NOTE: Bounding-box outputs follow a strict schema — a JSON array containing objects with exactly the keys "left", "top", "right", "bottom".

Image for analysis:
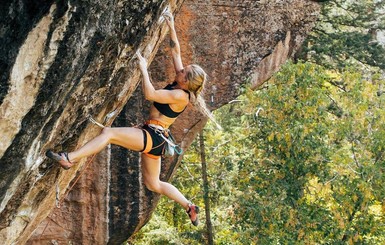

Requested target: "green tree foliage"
[
  {"left": 129, "top": 61, "right": 385, "bottom": 244},
  {"left": 298, "top": 0, "right": 385, "bottom": 71},
  {"left": 210, "top": 62, "right": 385, "bottom": 244},
  {"left": 231, "top": 62, "right": 385, "bottom": 244}
]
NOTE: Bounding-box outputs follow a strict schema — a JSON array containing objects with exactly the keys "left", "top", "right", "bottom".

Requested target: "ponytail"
[
  {"left": 193, "top": 94, "right": 222, "bottom": 130},
  {"left": 187, "top": 64, "right": 222, "bottom": 130}
]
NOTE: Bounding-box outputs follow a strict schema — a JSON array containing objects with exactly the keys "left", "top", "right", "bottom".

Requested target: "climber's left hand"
[
  {"left": 136, "top": 51, "right": 147, "bottom": 71},
  {"left": 163, "top": 11, "right": 175, "bottom": 30}
]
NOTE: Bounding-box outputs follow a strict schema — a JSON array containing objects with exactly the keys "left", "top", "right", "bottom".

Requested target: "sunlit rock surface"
[{"left": 0, "top": 0, "right": 320, "bottom": 244}]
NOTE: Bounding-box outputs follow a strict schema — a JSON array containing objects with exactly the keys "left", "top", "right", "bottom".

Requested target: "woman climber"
[{"left": 46, "top": 12, "right": 211, "bottom": 226}]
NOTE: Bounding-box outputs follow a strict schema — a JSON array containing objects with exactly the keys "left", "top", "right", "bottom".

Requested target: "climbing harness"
[{"left": 147, "top": 122, "right": 183, "bottom": 156}]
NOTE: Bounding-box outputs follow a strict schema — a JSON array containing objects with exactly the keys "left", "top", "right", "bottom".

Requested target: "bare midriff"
[{"left": 148, "top": 103, "right": 185, "bottom": 129}]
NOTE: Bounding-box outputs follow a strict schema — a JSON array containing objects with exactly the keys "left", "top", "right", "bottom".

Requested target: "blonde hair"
[
  {"left": 186, "top": 64, "right": 206, "bottom": 98},
  {"left": 187, "top": 64, "right": 222, "bottom": 130}
]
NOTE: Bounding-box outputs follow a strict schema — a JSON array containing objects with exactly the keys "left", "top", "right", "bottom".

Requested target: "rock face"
[{"left": 0, "top": 0, "right": 320, "bottom": 244}]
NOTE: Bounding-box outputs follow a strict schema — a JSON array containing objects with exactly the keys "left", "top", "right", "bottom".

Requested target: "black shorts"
[{"left": 141, "top": 124, "right": 166, "bottom": 159}]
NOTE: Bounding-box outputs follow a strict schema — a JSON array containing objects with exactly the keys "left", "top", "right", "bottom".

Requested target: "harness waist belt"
[
  {"left": 145, "top": 119, "right": 168, "bottom": 129},
  {"left": 148, "top": 124, "right": 164, "bottom": 131}
]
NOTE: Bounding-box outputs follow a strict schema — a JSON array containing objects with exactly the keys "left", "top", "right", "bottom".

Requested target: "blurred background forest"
[{"left": 129, "top": 0, "right": 385, "bottom": 244}]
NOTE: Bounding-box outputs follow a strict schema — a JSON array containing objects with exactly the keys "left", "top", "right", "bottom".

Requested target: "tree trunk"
[
  {"left": 173, "top": 201, "right": 179, "bottom": 228},
  {"left": 199, "top": 131, "right": 214, "bottom": 245}
]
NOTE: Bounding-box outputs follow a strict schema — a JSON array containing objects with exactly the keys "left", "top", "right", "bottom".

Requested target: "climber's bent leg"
[
  {"left": 141, "top": 153, "right": 190, "bottom": 208},
  {"left": 68, "top": 127, "right": 145, "bottom": 162},
  {"left": 141, "top": 153, "right": 200, "bottom": 225}
]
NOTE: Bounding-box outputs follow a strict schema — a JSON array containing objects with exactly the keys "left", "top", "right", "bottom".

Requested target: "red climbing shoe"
[
  {"left": 186, "top": 203, "right": 200, "bottom": 226},
  {"left": 46, "top": 150, "right": 73, "bottom": 170}
]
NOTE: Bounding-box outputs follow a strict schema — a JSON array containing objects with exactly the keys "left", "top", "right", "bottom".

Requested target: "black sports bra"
[{"left": 153, "top": 82, "right": 190, "bottom": 118}]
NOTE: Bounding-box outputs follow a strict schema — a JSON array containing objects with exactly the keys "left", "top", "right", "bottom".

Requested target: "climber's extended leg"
[
  {"left": 141, "top": 153, "right": 200, "bottom": 226},
  {"left": 72, "top": 126, "right": 145, "bottom": 160},
  {"left": 47, "top": 127, "right": 145, "bottom": 169}
]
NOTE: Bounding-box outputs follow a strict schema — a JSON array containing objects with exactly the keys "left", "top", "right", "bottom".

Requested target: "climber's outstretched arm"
[{"left": 164, "top": 12, "right": 183, "bottom": 73}]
